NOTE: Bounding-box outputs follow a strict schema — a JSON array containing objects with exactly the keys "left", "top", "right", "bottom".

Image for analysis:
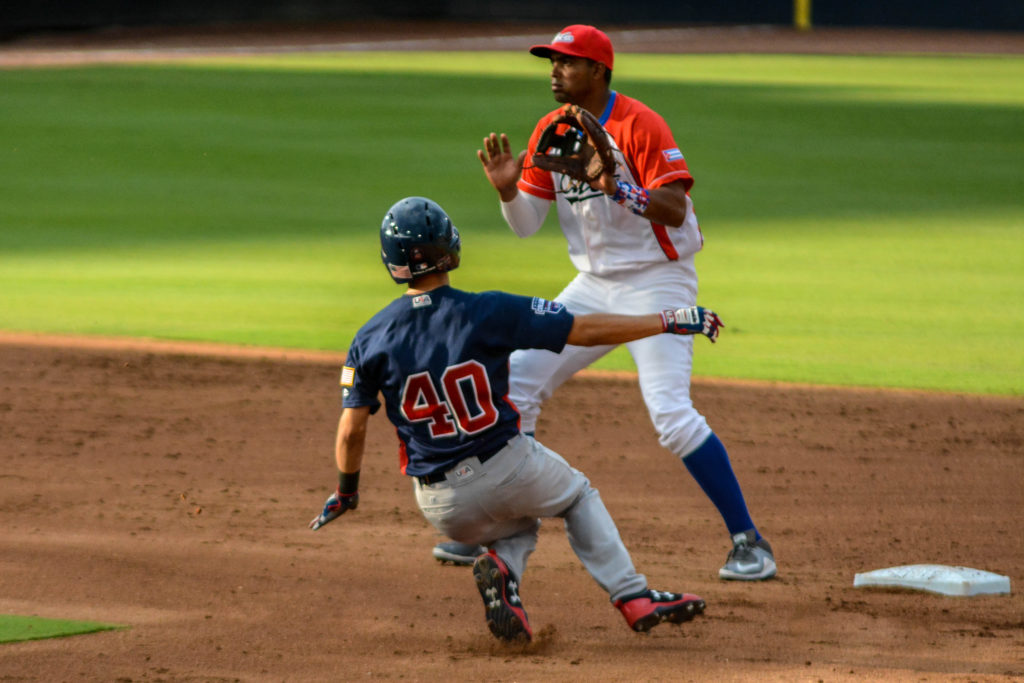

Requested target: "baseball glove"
[{"left": 531, "top": 104, "right": 616, "bottom": 185}]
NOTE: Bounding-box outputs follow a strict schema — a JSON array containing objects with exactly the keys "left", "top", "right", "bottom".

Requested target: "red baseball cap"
[{"left": 529, "top": 25, "right": 614, "bottom": 71}]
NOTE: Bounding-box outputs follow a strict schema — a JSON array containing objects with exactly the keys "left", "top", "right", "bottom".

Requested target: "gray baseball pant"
[{"left": 413, "top": 433, "right": 647, "bottom": 602}]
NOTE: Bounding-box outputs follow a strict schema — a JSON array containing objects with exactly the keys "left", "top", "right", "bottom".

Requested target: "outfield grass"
[
  {"left": 0, "top": 53, "right": 1021, "bottom": 394},
  {"left": 0, "top": 614, "right": 123, "bottom": 643}
]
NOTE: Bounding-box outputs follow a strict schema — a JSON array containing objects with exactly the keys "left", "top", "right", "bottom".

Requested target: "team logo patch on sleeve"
[
  {"left": 340, "top": 366, "right": 356, "bottom": 387},
  {"left": 662, "top": 148, "right": 685, "bottom": 162},
  {"left": 531, "top": 297, "right": 565, "bottom": 315}
]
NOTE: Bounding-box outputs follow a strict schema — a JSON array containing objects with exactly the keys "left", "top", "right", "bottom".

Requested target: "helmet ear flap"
[
  {"left": 380, "top": 197, "right": 461, "bottom": 284},
  {"left": 445, "top": 226, "right": 462, "bottom": 272}
]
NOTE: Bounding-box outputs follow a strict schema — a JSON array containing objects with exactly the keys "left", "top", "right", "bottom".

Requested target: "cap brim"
[{"left": 529, "top": 44, "right": 582, "bottom": 59}]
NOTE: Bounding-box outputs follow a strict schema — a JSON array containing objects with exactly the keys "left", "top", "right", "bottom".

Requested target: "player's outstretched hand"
[
  {"left": 661, "top": 306, "right": 724, "bottom": 343},
  {"left": 477, "top": 132, "right": 527, "bottom": 199},
  {"left": 309, "top": 488, "right": 359, "bottom": 530}
]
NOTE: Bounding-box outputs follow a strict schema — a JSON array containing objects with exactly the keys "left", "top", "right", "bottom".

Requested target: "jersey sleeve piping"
[
  {"left": 517, "top": 179, "right": 557, "bottom": 201},
  {"left": 648, "top": 169, "right": 694, "bottom": 191}
]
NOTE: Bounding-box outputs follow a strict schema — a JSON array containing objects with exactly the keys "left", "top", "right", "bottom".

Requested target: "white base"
[{"left": 853, "top": 564, "right": 1011, "bottom": 597}]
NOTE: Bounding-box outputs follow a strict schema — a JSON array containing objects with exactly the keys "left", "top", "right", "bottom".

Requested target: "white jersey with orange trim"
[{"left": 517, "top": 91, "right": 703, "bottom": 276}]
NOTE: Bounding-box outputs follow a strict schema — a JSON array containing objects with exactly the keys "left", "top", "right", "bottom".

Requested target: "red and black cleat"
[
  {"left": 472, "top": 550, "right": 532, "bottom": 642},
  {"left": 614, "top": 589, "right": 706, "bottom": 633}
]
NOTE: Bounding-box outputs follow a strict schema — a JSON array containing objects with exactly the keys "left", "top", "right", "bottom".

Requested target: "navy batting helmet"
[{"left": 380, "top": 197, "right": 461, "bottom": 284}]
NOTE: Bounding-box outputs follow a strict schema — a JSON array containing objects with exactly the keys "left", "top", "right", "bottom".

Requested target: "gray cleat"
[{"left": 719, "top": 530, "right": 777, "bottom": 581}]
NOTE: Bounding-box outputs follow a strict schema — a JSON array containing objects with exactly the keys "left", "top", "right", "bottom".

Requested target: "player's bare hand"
[
  {"left": 309, "top": 488, "right": 359, "bottom": 530},
  {"left": 477, "top": 133, "right": 526, "bottom": 201}
]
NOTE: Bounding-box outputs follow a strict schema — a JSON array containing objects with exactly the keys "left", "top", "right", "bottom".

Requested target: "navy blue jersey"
[{"left": 341, "top": 286, "right": 574, "bottom": 477}]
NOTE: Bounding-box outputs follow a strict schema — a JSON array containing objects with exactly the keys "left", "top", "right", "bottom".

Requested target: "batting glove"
[
  {"left": 661, "top": 306, "right": 724, "bottom": 343},
  {"left": 309, "top": 488, "right": 359, "bottom": 530}
]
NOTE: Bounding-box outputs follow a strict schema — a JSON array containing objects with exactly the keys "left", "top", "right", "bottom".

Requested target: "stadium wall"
[{"left": 2, "top": 0, "right": 1021, "bottom": 37}]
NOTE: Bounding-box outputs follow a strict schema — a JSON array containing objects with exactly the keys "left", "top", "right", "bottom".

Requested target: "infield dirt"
[
  {"left": 1, "top": 22, "right": 1022, "bottom": 682},
  {"left": 0, "top": 333, "right": 1021, "bottom": 681}
]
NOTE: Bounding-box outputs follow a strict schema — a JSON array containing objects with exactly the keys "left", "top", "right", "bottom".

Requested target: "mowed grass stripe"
[{"left": 0, "top": 54, "right": 1020, "bottom": 394}]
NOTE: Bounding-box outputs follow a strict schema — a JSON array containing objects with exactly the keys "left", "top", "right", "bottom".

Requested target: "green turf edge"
[{"left": 0, "top": 614, "right": 126, "bottom": 644}]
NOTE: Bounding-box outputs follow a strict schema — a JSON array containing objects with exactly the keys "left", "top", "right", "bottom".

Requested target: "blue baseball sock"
[{"left": 682, "top": 433, "right": 759, "bottom": 540}]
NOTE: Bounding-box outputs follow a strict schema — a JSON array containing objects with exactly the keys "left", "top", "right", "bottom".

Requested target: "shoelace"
[{"left": 728, "top": 540, "right": 753, "bottom": 560}]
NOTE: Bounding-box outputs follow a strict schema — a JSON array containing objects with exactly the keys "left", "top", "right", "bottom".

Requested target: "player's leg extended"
[
  {"left": 627, "top": 333, "right": 774, "bottom": 580},
  {"left": 619, "top": 255, "right": 774, "bottom": 580},
  {"left": 513, "top": 437, "right": 706, "bottom": 631},
  {"left": 496, "top": 436, "right": 647, "bottom": 599},
  {"left": 628, "top": 332, "right": 755, "bottom": 536},
  {"left": 419, "top": 434, "right": 643, "bottom": 602},
  {"left": 560, "top": 486, "right": 648, "bottom": 600}
]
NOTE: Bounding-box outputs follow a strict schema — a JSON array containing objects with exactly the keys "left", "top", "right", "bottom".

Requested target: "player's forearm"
[
  {"left": 603, "top": 179, "right": 689, "bottom": 228},
  {"left": 335, "top": 407, "right": 369, "bottom": 474},
  {"left": 310, "top": 409, "right": 366, "bottom": 530},
  {"left": 642, "top": 187, "right": 688, "bottom": 227},
  {"left": 500, "top": 191, "right": 548, "bottom": 238},
  {"left": 567, "top": 313, "right": 664, "bottom": 346},
  {"left": 568, "top": 306, "right": 723, "bottom": 345}
]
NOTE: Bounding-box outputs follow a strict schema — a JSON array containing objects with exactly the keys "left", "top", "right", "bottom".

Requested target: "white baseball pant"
[{"left": 510, "top": 257, "right": 713, "bottom": 458}]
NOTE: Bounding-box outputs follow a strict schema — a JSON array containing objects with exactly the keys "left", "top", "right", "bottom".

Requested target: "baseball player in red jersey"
[{"left": 435, "top": 25, "right": 776, "bottom": 581}]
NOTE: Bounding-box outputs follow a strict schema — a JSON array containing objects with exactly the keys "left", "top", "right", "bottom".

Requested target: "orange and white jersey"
[{"left": 518, "top": 92, "right": 703, "bottom": 276}]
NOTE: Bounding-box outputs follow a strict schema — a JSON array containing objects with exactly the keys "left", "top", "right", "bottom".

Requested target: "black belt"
[{"left": 417, "top": 449, "right": 499, "bottom": 485}]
